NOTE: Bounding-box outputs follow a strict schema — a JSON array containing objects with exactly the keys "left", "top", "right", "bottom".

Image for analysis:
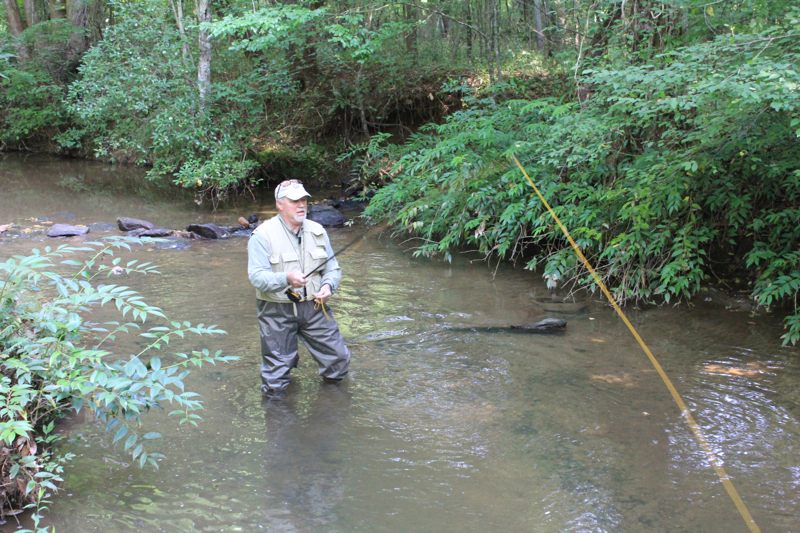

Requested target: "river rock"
[
  {"left": 510, "top": 317, "right": 567, "bottom": 331},
  {"left": 186, "top": 223, "right": 226, "bottom": 239},
  {"left": 140, "top": 228, "right": 174, "bottom": 238},
  {"left": 229, "top": 227, "right": 253, "bottom": 237},
  {"left": 47, "top": 224, "right": 90, "bottom": 237},
  {"left": 89, "top": 222, "right": 118, "bottom": 232},
  {"left": 308, "top": 205, "right": 346, "bottom": 227},
  {"left": 155, "top": 239, "right": 191, "bottom": 251},
  {"left": 117, "top": 217, "right": 155, "bottom": 231},
  {"left": 57, "top": 212, "right": 78, "bottom": 220}
]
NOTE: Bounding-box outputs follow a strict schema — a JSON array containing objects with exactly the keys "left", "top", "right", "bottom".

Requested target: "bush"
[{"left": 0, "top": 238, "right": 235, "bottom": 530}]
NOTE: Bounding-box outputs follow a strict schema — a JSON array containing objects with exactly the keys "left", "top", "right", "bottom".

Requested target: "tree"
[
  {"left": 23, "top": 0, "right": 38, "bottom": 27},
  {"left": 66, "top": 0, "right": 102, "bottom": 60},
  {"left": 197, "top": 0, "right": 211, "bottom": 108},
  {"left": 4, "top": 0, "right": 29, "bottom": 61}
]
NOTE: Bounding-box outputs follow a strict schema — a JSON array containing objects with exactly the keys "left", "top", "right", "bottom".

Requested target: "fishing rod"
[{"left": 284, "top": 229, "right": 368, "bottom": 303}]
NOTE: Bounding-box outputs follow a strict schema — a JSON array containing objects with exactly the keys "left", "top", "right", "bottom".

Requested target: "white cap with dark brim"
[{"left": 275, "top": 181, "right": 312, "bottom": 201}]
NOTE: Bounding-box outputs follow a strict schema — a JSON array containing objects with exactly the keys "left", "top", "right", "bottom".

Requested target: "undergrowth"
[{"left": 0, "top": 237, "right": 236, "bottom": 530}]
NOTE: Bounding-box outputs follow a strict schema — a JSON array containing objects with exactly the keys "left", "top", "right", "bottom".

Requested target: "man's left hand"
[{"left": 314, "top": 284, "right": 332, "bottom": 303}]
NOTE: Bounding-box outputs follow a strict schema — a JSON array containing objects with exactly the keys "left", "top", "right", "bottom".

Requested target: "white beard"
[{"left": 293, "top": 213, "right": 307, "bottom": 224}]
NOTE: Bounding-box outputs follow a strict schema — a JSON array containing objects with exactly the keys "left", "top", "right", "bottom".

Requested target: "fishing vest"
[{"left": 253, "top": 216, "right": 330, "bottom": 303}]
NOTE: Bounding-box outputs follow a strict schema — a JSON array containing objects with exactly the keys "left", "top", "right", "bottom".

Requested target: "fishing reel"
[{"left": 285, "top": 287, "right": 303, "bottom": 303}]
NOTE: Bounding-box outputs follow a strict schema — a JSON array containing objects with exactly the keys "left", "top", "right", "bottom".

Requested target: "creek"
[{"left": 1, "top": 154, "right": 799, "bottom": 533}]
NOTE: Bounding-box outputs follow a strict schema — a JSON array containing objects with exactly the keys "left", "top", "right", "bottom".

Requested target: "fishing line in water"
[{"left": 510, "top": 154, "right": 761, "bottom": 533}]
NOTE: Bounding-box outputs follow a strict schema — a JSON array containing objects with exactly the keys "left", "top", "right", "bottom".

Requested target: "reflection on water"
[
  {"left": 260, "top": 384, "right": 351, "bottom": 530},
  {"left": 2, "top": 154, "right": 800, "bottom": 533}
]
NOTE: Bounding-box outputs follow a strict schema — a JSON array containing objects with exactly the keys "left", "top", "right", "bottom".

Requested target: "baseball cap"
[{"left": 275, "top": 179, "right": 312, "bottom": 201}]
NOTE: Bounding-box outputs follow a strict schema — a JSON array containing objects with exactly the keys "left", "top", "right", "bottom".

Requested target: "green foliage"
[
  {"left": 0, "top": 237, "right": 236, "bottom": 521},
  {"left": 0, "top": 18, "right": 78, "bottom": 148},
  {"left": 62, "top": 1, "right": 261, "bottom": 195},
  {"left": 0, "top": 64, "right": 67, "bottom": 148},
  {"left": 364, "top": 19, "right": 800, "bottom": 345}
]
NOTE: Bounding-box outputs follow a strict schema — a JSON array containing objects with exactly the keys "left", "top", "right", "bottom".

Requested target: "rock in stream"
[{"left": 47, "top": 224, "right": 90, "bottom": 237}]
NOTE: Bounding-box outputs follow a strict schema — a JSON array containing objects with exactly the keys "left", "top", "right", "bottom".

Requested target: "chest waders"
[{"left": 255, "top": 217, "right": 350, "bottom": 397}]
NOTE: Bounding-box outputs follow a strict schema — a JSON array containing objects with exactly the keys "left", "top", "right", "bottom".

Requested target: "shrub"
[{"left": 0, "top": 238, "right": 235, "bottom": 529}]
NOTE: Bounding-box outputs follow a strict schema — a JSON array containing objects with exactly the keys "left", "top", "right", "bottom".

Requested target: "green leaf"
[
  {"left": 112, "top": 426, "right": 128, "bottom": 444},
  {"left": 124, "top": 434, "right": 138, "bottom": 451}
]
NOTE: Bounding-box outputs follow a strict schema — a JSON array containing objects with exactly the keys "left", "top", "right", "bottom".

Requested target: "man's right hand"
[{"left": 286, "top": 271, "right": 307, "bottom": 288}]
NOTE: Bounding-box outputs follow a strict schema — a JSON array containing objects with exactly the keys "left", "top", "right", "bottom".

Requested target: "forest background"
[{"left": 1, "top": 0, "right": 799, "bottom": 348}]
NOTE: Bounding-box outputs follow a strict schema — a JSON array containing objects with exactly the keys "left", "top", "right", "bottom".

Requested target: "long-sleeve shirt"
[{"left": 247, "top": 217, "right": 341, "bottom": 296}]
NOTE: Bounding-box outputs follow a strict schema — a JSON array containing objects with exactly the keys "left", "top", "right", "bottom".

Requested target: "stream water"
[{"left": 1, "top": 154, "right": 799, "bottom": 533}]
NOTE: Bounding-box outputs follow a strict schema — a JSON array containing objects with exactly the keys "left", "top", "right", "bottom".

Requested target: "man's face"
[{"left": 277, "top": 197, "right": 308, "bottom": 226}]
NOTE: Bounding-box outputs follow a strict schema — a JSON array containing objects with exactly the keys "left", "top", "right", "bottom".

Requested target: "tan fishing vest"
[{"left": 254, "top": 216, "right": 330, "bottom": 303}]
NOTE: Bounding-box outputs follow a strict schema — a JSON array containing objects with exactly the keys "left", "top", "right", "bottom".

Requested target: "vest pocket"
[
  {"left": 310, "top": 227, "right": 327, "bottom": 248},
  {"left": 280, "top": 251, "right": 300, "bottom": 271},
  {"left": 309, "top": 248, "right": 328, "bottom": 266}
]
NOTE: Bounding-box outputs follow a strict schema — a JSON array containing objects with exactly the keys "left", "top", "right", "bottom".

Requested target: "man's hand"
[
  {"left": 314, "top": 284, "right": 332, "bottom": 303},
  {"left": 286, "top": 271, "right": 307, "bottom": 288}
]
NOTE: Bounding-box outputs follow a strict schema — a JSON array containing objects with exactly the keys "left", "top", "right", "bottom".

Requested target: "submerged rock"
[
  {"left": 509, "top": 317, "right": 567, "bottom": 332},
  {"left": 155, "top": 239, "right": 191, "bottom": 251},
  {"left": 140, "top": 228, "right": 174, "bottom": 238},
  {"left": 446, "top": 317, "right": 567, "bottom": 334},
  {"left": 89, "top": 222, "right": 118, "bottom": 232},
  {"left": 227, "top": 227, "right": 253, "bottom": 237},
  {"left": 308, "top": 205, "right": 346, "bottom": 227},
  {"left": 186, "top": 223, "right": 226, "bottom": 239},
  {"left": 47, "top": 224, "right": 90, "bottom": 237},
  {"left": 117, "top": 217, "right": 155, "bottom": 231}
]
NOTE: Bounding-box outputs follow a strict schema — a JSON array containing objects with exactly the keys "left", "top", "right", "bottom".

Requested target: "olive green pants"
[{"left": 257, "top": 299, "right": 350, "bottom": 394}]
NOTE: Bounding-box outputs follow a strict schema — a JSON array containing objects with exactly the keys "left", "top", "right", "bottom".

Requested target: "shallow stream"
[{"left": 1, "top": 154, "right": 799, "bottom": 533}]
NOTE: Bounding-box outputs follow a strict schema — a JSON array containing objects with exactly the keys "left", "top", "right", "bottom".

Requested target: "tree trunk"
[
  {"left": 466, "top": 0, "right": 472, "bottom": 58},
  {"left": 66, "top": 0, "right": 102, "bottom": 60},
  {"left": 197, "top": 0, "right": 212, "bottom": 109},
  {"left": 49, "top": 0, "right": 66, "bottom": 19},
  {"left": 533, "top": 0, "right": 544, "bottom": 52},
  {"left": 299, "top": 0, "right": 324, "bottom": 87},
  {"left": 23, "top": 0, "right": 38, "bottom": 27},
  {"left": 449, "top": 20, "right": 462, "bottom": 61},
  {"left": 5, "top": 0, "right": 29, "bottom": 61},
  {"left": 170, "top": 0, "right": 190, "bottom": 63},
  {"left": 404, "top": 3, "right": 416, "bottom": 57},
  {"left": 493, "top": 0, "right": 502, "bottom": 83}
]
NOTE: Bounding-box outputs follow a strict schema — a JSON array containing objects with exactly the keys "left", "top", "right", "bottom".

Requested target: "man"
[{"left": 248, "top": 179, "right": 350, "bottom": 397}]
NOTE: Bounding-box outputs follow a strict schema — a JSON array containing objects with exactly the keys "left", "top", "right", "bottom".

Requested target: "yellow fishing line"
[{"left": 511, "top": 155, "right": 761, "bottom": 533}]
